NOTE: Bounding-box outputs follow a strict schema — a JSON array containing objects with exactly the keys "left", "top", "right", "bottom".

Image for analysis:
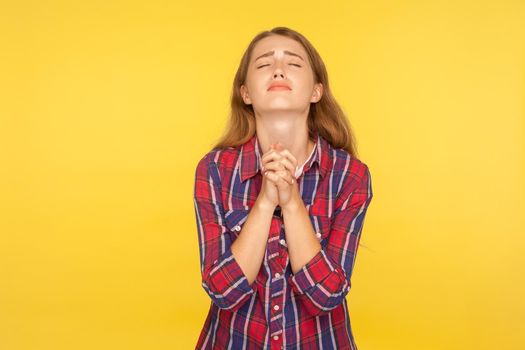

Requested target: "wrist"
[
  {"left": 254, "top": 197, "right": 276, "bottom": 215},
  {"left": 281, "top": 195, "right": 303, "bottom": 213}
]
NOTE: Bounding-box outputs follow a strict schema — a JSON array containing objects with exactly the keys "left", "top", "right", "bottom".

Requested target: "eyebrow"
[{"left": 254, "top": 50, "right": 304, "bottom": 62}]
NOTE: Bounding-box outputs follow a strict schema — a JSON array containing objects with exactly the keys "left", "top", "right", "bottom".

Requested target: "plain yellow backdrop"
[{"left": 1, "top": 0, "right": 524, "bottom": 349}]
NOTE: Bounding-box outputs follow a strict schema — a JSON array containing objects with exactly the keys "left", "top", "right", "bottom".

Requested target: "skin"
[{"left": 231, "top": 35, "right": 325, "bottom": 284}]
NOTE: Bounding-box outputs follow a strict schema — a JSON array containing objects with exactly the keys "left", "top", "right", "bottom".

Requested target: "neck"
[{"left": 254, "top": 112, "right": 314, "bottom": 169}]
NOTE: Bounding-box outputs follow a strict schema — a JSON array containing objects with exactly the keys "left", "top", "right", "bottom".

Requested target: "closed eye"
[{"left": 256, "top": 63, "right": 302, "bottom": 69}]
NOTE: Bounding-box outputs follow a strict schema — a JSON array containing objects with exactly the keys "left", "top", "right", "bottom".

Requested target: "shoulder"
[
  {"left": 332, "top": 147, "right": 370, "bottom": 177},
  {"left": 330, "top": 147, "right": 371, "bottom": 192},
  {"left": 318, "top": 134, "right": 369, "bottom": 181},
  {"left": 195, "top": 146, "right": 240, "bottom": 178}
]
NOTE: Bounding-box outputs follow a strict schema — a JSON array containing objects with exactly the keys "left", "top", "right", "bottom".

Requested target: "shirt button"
[
  {"left": 274, "top": 272, "right": 281, "bottom": 278},
  {"left": 273, "top": 335, "right": 279, "bottom": 340},
  {"left": 316, "top": 232, "right": 322, "bottom": 238},
  {"left": 234, "top": 225, "right": 241, "bottom": 232},
  {"left": 279, "top": 239, "right": 286, "bottom": 245},
  {"left": 274, "top": 305, "right": 280, "bottom": 311}
]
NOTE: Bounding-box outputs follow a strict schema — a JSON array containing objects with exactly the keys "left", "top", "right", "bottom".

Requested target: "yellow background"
[{"left": 1, "top": 0, "right": 524, "bottom": 349}]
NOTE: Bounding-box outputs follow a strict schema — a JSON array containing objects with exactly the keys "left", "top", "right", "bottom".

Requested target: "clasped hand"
[{"left": 260, "top": 142, "right": 301, "bottom": 209}]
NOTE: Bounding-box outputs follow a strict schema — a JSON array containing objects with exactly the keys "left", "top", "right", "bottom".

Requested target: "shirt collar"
[{"left": 239, "top": 130, "right": 332, "bottom": 183}]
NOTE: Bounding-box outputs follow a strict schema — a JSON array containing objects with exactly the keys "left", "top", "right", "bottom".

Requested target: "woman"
[{"left": 193, "top": 26, "right": 373, "bottom": 350}]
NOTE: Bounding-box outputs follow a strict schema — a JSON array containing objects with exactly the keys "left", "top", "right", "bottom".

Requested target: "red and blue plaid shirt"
[{"left": 193, "top": 130, "right": 373, "bottom": 349}]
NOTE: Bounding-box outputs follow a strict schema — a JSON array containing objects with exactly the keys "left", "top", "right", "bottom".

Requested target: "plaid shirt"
[{"left": 193, "top": 131, "right": 373, "bottom": 349}]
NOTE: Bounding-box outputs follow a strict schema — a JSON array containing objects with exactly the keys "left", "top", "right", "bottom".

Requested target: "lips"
[
  {"left": 267, "top": 83, "right": 291, "bottom": 91},
  {"left": 268, "top": 86, "right": 291, "bottom": 91}
]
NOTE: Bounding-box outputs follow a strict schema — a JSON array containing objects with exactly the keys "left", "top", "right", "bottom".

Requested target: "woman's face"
[{"left": 240, "top": 35, "right": 323, "bottom": 116}]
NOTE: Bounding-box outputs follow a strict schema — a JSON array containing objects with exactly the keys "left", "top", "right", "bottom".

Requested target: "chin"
[
  {"left": 266, "top": 100, "right": 295, "bottom": 108},
  {"left": 263, "top": 106, "right": 296, "bottom": 113}
]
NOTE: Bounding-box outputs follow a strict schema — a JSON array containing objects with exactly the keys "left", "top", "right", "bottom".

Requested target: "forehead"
[{"left": 252, "top": 35, "right": 307, "bottom": 59}]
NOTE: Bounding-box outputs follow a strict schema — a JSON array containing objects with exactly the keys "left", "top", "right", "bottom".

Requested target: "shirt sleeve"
[
  {"left": 193, "top": 154, "right": 256, "bottom": 311},
  {"left": 288, "top": 163, "right": 373, "bottom": 317}
]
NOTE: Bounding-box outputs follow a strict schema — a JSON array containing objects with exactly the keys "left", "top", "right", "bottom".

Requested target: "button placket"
[
  {"left": 269, "top": 242, "right": 284, "bottom": 348},
  {"left": 269, "top": 210, "right": 286, "bottom": 349}
]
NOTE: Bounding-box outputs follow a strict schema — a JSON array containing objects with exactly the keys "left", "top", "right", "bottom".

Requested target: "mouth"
[{"left": 268, "top": 86, "right": 292, "bottom": 91}]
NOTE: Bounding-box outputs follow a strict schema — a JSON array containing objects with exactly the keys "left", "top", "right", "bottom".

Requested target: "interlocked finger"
[
  {"left": 261, "top": 150, "right": 285, "bottom": 165},
  {"left": 275, "top": 148, "right": 298, "bottom": 170},
  {"left": 263, "top": 167, "right": 295, "bottom": 185},
  {"left": 262, "top": 157, "right": 294, "bottom": 175},
  {"left": 275, "top": 169, "right": 295, "bottom": 185}
]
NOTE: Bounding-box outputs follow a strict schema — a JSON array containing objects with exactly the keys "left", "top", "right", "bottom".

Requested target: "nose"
[{"left": 272, "top": 60, "right": 286, "bottom": 79}]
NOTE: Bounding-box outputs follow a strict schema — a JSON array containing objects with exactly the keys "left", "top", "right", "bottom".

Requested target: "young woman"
[{"left": 193, "top": 26, "right": 373, "bottom": 350}]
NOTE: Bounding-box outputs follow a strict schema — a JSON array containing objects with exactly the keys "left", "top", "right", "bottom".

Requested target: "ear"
[
  {"left": 310, "top": 83, "right": 323, "bottom": 103},
  {"left": 240, "top": 84, "right": 252, "bottom": 105}
]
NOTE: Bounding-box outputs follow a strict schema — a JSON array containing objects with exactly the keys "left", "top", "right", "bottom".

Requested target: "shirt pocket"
[
  {"left": 309, "top": 214, "right": 332, "bottom": 246},
  {"left": 224, "top": 207, "right": 250, "bottom": 240}
]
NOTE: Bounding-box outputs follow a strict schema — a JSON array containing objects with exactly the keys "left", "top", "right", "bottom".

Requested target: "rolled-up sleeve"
[
  {"left": 193, "top": 154, "right": 256, "bottom": 311},
  {"left": 288, "top": 164, "right": 373, "bottom": 317}
]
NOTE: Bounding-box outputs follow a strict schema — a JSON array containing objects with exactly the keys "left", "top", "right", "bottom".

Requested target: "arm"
[
  {"left": 231, "top": 198, "right": 275, "bottom": 284},
  {"left": 193, "top": 154, "right": 273, "bottom": 311},
  {"left": 284, "top": 164, "right": 373, "bottom": 317}
]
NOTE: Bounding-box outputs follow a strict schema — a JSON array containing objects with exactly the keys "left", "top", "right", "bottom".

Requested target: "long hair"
[{"left": 212, "top": 26, "right": 359, "bottom": 158}]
